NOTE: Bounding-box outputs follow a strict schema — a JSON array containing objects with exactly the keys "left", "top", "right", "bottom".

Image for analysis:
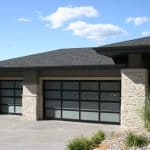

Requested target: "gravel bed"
[{"left": 101, "top": 130, "right": 150, "bottom": 150}]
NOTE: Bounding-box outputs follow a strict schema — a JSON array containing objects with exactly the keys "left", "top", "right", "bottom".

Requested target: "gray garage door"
[
  {"left": 43, "top": 80, "right": 121, "bottom": 124},
  {"left": 0, "top": 80, "right": 23, "bottom": 115}
]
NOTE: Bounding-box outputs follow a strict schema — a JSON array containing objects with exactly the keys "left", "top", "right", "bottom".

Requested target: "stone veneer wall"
[
  {"left": 22, "top": 95, "right": 37, "bottom": 120},
  {"left": 121, "top": 69, "right": 148, "bottom": 129},
  {"left": 22, "top": 71, "right": 38, "bottom": 120}
]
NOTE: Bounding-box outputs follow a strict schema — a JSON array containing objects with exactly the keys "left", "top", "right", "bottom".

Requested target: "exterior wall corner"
[{"left": 121, "top": 68, "right": 148, "bottom": 129}]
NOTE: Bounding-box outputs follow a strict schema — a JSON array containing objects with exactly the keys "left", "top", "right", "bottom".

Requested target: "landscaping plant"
[
  {"left": 125, "top": 132, "right": 149, "bottom": 148},
  {"left": 66, "top": 136, "right": 92, "bottom": 150},
  {"left": 90, "top": 130, "right": 105, "bottom": 147},
  {"left": 66, "top": 130, "right": 105, "bottom": 150}
]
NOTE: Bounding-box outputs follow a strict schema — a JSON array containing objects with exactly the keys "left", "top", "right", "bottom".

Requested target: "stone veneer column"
[
  {"left": 121, "top": 69, "right": 148, "bottom": 129},
  {"left": 22, "top": 71, "right": 39, "bottom": 120}
]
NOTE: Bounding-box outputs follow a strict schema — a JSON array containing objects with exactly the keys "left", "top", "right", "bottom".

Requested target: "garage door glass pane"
[
  {"left": 1, "top": 81, "right": 14, "bottom": 88},
  {"left": 15, "top": 81, "right": 23, "bottom": 89},
  {"left": 81, "top": 92, "right": 98, "bottom": 100},
  {"left": 45, "top": 81, "right": 61, "bottom": 90},
  {"left": 63, "top": 91, "right": 79, "bottom": 100},
  {"left": 101, "top": 103, "right": 120, "bottom": 112},
  {"left": 1, "top": 105, "right": 9, "bottom": 113},
  {"left": 62, "top": 111, "right": 79, "bottom": 119},
  {"left": 45, "top": 100, "right": 61, "bottom": 109},
  {"left": 101, "top": 82, "right": 120, "bottom": 91},
  {"left": 15, "top": 98, "right": 22, "bottom": 105},
  {"left": 101, "top": 113, "right": 120, "bottom": 122},
  {"left": 63, "top": 81, "right": 79, "bottom": 90},
  {"left": 1, "top": 89, "right": 14, "bottom": 96},
  {"left": 62, "top": 101, "right": 79, "bottom": 110},
  {"left": 15, "top": 89, "right": 22, "bottom": 96},
  {"left": 45, "top": 109, "right": 61, "bottom": 119},
  {"left": 15, "top": 106, "right": 22, "bottom": 113},
  {"left": 81, "top": 82, "right": 98, "bottom": 91},
  {"left": 1, "top": 105, "right": 14, "bottom": 113},
  {"left": 101, "top": 92, "right": 120, "bottom": 101},
  {"left": 1, "top": 98, "right": 14, "bottom": 105},
  {"left": 45, "top": 91, "right": 61, "bottom": 99},
  {"left": 81, "top": 112, "right": 98, "bottom": 121},
  {"left": 8, "top": 106, "right": 15, "bottom": 113},
  {"left": 81, "top": 102, "right": 98, "bottom": 111}
]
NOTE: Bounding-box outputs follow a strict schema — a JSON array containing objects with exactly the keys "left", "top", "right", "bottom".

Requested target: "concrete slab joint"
[{"left": 121, "top": 69, "right": 148, "bottom": 129}]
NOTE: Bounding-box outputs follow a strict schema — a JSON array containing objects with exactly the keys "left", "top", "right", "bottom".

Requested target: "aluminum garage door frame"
[
  {"left": 0, "top": 80, "right": 23, "bottom": 115},
  {"left": 43, "top": 80, "right": 121, "bottom": 124}
]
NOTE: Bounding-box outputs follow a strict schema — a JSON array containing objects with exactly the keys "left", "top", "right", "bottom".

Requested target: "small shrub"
[
  {"left": 125, "top": 132, "right": 149, "bottom": 148},
  {"left": 90, "top": 130, "right": 105, "bottom": 147},
  {"left": 66, "top": 136, "right": 92, "bottom": 150},
  {"left": 66, "top": 130, "right": 106, "bottom": 150}
]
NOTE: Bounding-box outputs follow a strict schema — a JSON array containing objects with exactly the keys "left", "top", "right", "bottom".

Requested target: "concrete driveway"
[{"left": 0, "top": 115, "right": 120, "bottom": 150}]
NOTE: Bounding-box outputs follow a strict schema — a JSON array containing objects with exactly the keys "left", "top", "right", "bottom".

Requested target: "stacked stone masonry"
[{"left": 121, "top": 69, "right": 148, "bottom": 129}]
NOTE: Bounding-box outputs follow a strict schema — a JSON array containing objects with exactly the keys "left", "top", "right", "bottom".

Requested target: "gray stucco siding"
[
  {"left": 0, "top": 68, "right": 121, "bottom": 78},
  {"left": 0, "top": 70, "right": 23, "bottom": 78},
  {"left": 39, "top": 68, "right": 121, "bottom": 77}
]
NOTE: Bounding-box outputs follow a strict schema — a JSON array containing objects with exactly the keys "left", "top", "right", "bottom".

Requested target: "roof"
[
  {"left": 1, "top": 37, "right": 148, "bottom": 69},
  {"left": 0, "top": 48, "right": 118, "bottom": 69},
  {"left": 102, "top": 36, "right": 150, "bottom": 47},
  {"left": 96, "top": 36, "right": 150, "bottom": 57}
]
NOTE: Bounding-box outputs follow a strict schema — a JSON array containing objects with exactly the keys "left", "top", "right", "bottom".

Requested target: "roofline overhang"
[
  {"left": 95, "top": 45, "right": 150, "bottom": 57},
  {"left": 0, "top": 64, "right": 125, "bottom": 70}
]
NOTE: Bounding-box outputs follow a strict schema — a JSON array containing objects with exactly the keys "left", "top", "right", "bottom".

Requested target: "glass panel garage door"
[
  {"left": 0, "top": 80, "right": 23, "bottom": 114},
  {"left": 43, "top": 80, "right": 121, "bottom": 124}
]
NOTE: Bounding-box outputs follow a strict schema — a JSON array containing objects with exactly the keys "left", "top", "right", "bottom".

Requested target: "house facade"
[{"left": 0, "top": 37, "right": 149, "bottom": 129}]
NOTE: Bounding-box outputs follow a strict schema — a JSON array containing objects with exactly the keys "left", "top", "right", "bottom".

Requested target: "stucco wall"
[
  {"left": 39, "top": 68, "right": 121, "bottom": 77},
  {"left": 121, "top": 69, "right": 148, "bottom": 129}
]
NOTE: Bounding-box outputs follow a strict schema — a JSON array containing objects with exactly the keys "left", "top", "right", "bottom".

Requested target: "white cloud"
[
  {"left": 41, "top": 6, "right": 99, "bottom": 28},
  {"left": 65, "top": 21, "right": 126, "bottom": 43},
  {"left": 126, "top": 17, "right": 150, "bottom": 25},
  {"left": 16, "top": 17, "right": 32, "bottom": 23},
  {"left": 142, "top": 31, "right": 150, "bottom": 37}
]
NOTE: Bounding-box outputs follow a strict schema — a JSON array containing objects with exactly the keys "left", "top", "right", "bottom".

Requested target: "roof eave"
[
  {"left": 96, "top": 45, "right": 150, "bottom": 57},
  {"left": 0, "top": 64, "right": 125, "bottom": 70}
]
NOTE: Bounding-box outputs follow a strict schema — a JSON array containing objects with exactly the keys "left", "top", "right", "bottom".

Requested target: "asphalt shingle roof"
[
  {"left": 0, "top": 48, "right": 114, "bottom": 68},
  {"left": 1, "top": 37, "right": 149, "bottom": 68},
  {"left": 96, "top": 37, "right": 150, "bottom": 57},
  {"left": 101, "top": 37, "right": 150, "bottom": 47}
]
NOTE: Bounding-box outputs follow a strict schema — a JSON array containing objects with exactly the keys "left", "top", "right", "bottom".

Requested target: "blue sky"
[{"left": 0, "top": 0, "right": 150, "bottom": 60}]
